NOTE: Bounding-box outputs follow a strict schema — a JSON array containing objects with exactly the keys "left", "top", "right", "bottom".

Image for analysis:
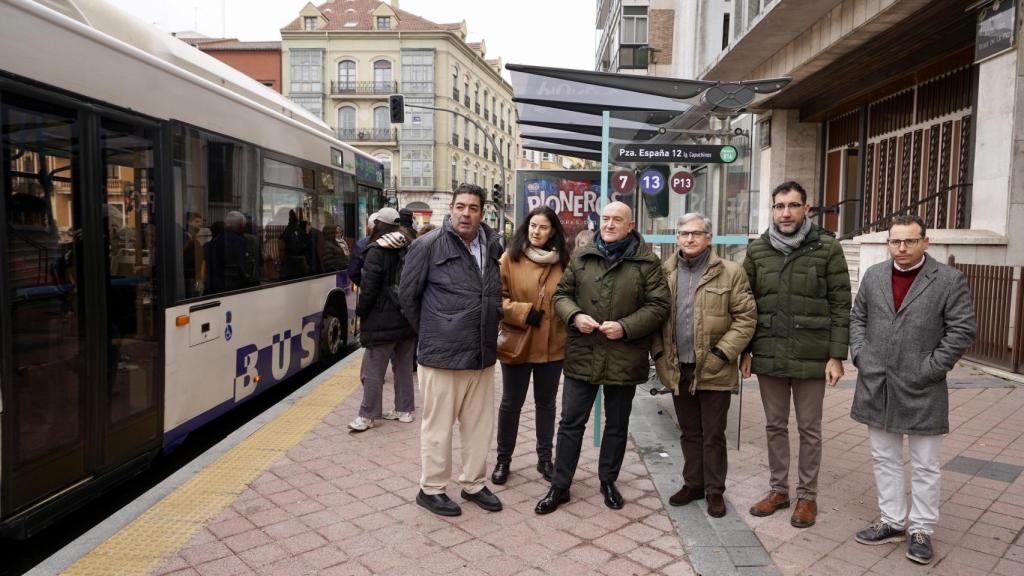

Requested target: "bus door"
[{"left": 0, "top": 92, "right": 161, "bottom": 525}]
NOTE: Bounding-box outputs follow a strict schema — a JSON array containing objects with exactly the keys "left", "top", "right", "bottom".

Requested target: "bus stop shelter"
[{"left": 506, "top": 63, "right": 790, "bottom": 446}]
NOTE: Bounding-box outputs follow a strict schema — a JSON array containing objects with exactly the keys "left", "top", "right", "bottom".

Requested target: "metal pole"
[
  {"left": 406, "top": 103, "right": 505, "bottom": 236},
  {"left": 594, "top": 110, "right": 611, "bottom": 448}
]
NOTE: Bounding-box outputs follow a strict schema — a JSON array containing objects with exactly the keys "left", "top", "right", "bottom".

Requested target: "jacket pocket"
[
  {"left": 705, "top": 286, "right": 729, "bottom": 316},
  {"left": 793, "top": 315, "right": 830, "bottom": 330}
]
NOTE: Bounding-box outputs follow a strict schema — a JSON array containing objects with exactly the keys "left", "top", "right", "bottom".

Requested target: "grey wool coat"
[{"left": 849, "top": 254, "right": 976, "bottom": 435}]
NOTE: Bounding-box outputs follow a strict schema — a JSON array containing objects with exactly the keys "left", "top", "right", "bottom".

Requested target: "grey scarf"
[
  {"left": 768, "top": 218, "right": 812, "bottom": 255},
  {"left": 524, "top": 245, "right": 560, "bottom": 265}
]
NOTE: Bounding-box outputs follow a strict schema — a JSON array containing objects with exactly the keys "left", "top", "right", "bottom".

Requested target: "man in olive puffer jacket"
[
  {"left": 534, "top": 201, "right": 670, "bottom": 515},
  {"left": 741, "top": 180, "right": 851, "bottom": 529}
]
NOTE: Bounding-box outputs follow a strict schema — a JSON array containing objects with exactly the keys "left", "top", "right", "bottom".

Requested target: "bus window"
[
  {"left": 172, "top": 126, "right": 260, "bottom": 300},
  {"left": 261, "top": 158, "right": 315, "bottom": 282}
]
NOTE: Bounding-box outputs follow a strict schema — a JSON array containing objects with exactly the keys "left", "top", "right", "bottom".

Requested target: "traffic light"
[{"left": 388, "top": 94, "right": 404, "bottom": 124}]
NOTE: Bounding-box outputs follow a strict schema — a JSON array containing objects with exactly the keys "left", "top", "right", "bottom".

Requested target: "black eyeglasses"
[
  {"left": 887, "top": 238, "right": 924, "bottom": 248},
  {"left": 771, "top": 202, "right": 805, "bottom": 211}
]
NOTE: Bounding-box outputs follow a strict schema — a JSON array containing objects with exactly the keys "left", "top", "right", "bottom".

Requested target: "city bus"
[{"left": 0, "top": 0, "right": 386, "bottom": 537}]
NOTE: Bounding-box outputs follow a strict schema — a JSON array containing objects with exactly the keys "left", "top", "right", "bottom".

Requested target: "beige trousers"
[{"left": 418, "top": 364, "right": 496, "bottom": 495}]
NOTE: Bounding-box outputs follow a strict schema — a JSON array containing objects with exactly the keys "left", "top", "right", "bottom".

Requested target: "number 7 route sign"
[{"left": 612, "top": 170, "right": 636, "bottom": 195}]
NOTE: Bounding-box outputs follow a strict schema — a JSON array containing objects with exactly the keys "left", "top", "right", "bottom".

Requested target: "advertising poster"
[{"left": 515, "top": 170, "right": 631, "bottom": 254}]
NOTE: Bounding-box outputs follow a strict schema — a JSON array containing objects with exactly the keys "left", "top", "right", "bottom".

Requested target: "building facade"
[
  {"left": 597, "top": 0, "right": 1024, "bottom": 372},
  {"left": 175, "top": 32, "right": 282, "bottom": 92},
  {"left": 280, "top": 0, "right": 518, "bottom": 229}
]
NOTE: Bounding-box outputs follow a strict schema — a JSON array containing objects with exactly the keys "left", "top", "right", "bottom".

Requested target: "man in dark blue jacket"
[{"left": 399, "top": 184, "right": 503, "bottom": 517}]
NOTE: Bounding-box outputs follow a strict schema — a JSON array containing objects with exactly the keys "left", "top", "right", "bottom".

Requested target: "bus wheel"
[{"left": 320, "top": 307, "right": 346, "bottom": 367}]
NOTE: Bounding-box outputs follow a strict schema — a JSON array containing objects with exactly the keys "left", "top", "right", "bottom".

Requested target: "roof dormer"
[
  {"left": 372, "top": 3, "right": 398, "bottom": 31},
  {"left": 298, "top": 2, "right": 326, "bottom": 31}
]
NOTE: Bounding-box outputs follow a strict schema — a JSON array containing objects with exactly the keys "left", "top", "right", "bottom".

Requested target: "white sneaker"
[
  {"left": 382, "top": 410, "right": 414, "bottom": 423},
  {"left": 348, "top": 416, "right": 374, "bottom": 432}
]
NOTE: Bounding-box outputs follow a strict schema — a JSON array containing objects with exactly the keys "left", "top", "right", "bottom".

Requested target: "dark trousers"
[
  {"left": 671, "top": 363, "right": 731, "bottom": 496},
  {"left": 551, "top": 377, "right": 637, "bottom": 490},
  {"left": 497, "top": 361, "right": 563, "bottom": 464}
]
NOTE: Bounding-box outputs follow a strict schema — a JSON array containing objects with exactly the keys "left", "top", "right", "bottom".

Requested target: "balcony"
[
  {"left": 329, "top": 80, "right": 397, "bottom": 96},
  {"left": 336, "top": 127, "right": 398, "bottom": 143}
]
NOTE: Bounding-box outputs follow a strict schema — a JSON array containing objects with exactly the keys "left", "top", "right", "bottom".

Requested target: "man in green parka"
[
  {"left": 534, "top": 201, "right": 670, "bottom": 515},
  {"left": 741, "top": 180, "right": 851, "bottom": 529}
]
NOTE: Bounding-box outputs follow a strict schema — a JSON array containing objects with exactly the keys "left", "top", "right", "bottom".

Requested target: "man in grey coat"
[{"left": 849, "top": 214, "right": 976, "bottom": 565}]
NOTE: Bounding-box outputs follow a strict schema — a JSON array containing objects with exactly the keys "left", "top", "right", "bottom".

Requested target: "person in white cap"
[{"left": 349, "top": 207, "right": 418, "bottom": 432}]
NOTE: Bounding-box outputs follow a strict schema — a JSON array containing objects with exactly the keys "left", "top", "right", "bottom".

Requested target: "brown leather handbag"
[{"left": 497, "top": 265, "right": 552, "bottom": 364}]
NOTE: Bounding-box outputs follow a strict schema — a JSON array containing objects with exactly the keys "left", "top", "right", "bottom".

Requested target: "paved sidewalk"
[
  {"left": 700, "top": 362, "right": 1024, "bottom": 576},
  {"left": 151, "top": 355, "right": 698, "bottom": 576}
]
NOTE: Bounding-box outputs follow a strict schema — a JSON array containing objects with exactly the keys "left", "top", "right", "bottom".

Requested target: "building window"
[
  {"left": 401, "top": 145, "right": 433, "bottom": 188},
  {"left": 338, "top": 106, "right": 356, "bottom": 132},
  {"left": 722, "top": 13, "right": 731, "bottom": 49},
  {"left": 401, "top": 50, "right": 434, "bottom": 94},
  {"left": 291, "top": 95, "right": 323, "bottom": 118},
  {"left": 451, "top": 157, "right": 458, "bottom": 191},
  {"left": 452, "top": 64, "right": 460, "bottom": 100},
  {"left": 622, "top": 6, "right": 648, "bottom": 45},
  {"left": 373, "top": 60, "right": 392, "bottom": 93},
  {"left": 303, "top": 16, "right": 317, "bottom": 31},
  {"left": 618, "top": 46, "right": 649, "bottom": 69},
  {"left": 402, "top": 96, "right": 434, "bottom": 141},
  {"left": 337, "top": 60, "right": 356, "bottom": 91},
  {"left": 373, "top": 106, "right": 389, "bottom": 131},
  {"left": 289, "top": 49, "right": 323, "bottom": 93},
  {"left": 377, "top": 16, "right": 391, "bottom": 30}
]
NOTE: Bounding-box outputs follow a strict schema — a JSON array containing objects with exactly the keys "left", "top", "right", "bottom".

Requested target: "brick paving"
[
  {"left": 152, "top": 355, "right": 697, "bottom": 576},
  {"left": 716, "top": 361, "right": 1024, "bottom": 576},
  {"left": 147, "top": 352, "right": 1024, "bottom": 576}
]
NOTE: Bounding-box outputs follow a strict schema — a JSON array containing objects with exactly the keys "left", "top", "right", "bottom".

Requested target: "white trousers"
[{"left": 868, "top": 427, "right": 942, "bottom": 535}]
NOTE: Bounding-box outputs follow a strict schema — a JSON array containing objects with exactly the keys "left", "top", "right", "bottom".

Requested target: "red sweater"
[{"left": 892, "top": 265, "right": 922, "bottom": 311}]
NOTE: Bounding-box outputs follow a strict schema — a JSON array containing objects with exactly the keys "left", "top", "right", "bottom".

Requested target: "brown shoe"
[
  {"left": 669, "top": 485, "right": 705, "bottom": 507},
  {"left": 790, "top": 499, "right": 817, "bottom": 528},
  {"left": 749, "top": 491, "right": 790, "bottom": 517},
  {"left": 707, "top": 494, "right": 726, "bottom": 518}
]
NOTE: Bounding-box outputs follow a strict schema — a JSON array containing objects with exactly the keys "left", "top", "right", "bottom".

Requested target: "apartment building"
[{"left": 280, "top": 0, "right": 518, "bottom": 229}]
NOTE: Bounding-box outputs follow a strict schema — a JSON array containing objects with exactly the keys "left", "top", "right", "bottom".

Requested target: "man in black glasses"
[
  {"left": 741, "top": 180, "right": 851, "bottom": 529},
  {"left": 848, "top": 214, "right": 975, "bottom": 565}
]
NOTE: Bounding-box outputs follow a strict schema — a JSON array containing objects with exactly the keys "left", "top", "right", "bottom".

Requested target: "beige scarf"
[{"left": 524, "top": 245, "right": 560, "bottom": 265}]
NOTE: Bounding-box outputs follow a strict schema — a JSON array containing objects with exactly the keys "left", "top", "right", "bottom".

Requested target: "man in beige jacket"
[{"left": 653, "top": 213, "right": 756, "bottom": 518}]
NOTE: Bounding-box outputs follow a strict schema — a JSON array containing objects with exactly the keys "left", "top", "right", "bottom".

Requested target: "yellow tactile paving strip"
[{"left": 61, "top": 355, "right": 362, "bottom": 576}]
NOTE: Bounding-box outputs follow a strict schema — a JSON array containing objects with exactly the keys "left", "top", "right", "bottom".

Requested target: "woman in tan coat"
[{"left": 491, "top": 206, "right": 568, "bottom": 484}]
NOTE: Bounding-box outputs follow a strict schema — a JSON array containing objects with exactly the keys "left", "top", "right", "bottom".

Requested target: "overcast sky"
[{"left": 104, "top": 0, "right": 597, "bottom": 73}]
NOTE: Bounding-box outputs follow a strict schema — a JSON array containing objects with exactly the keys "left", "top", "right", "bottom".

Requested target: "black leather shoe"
[
  {"left": 534, "top": 487, "right": 570, "bottom": 514},
  {"left": 416, "top": 490, "right": 461, "bottom": 516},
  {"left": 537, "top": 461, "right": 554, "bottom": 482},
  {"left": 600, "top": 481, "right": 624, "bottom": 509},
  {"left": 461, "top": 487, "right": 503, "bottom": 512},
  {"left": 491, "top": 462, "right": 510, "bottom": 485}
]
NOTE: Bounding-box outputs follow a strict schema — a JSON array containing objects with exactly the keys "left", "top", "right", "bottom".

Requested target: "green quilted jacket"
[
  {"left": 742, "top": 225, "right": 851, "bottom": 379},
  {"left": 553, "top": 232, "right": 671, "bottom": 386}
]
